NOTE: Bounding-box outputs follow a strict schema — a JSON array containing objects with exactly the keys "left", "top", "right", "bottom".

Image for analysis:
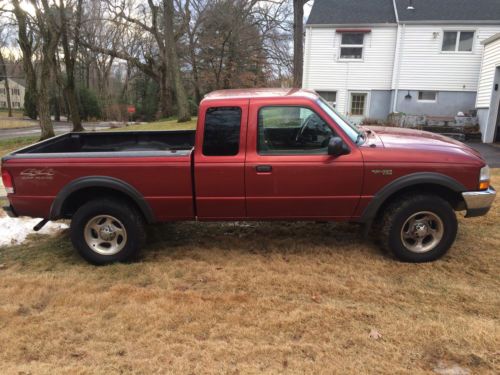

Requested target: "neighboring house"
[
  {"left": 476, "top": 33, "right": 500, "bottom": 143},
  {"left": 0, "top": 78, "right": 26, "bottom": 110},
  {"left": 303, "top": 0, "right": 500, "bottom": 131}
]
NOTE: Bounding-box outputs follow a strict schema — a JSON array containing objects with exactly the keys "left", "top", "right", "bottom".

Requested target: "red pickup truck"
[{"left": 1, "top": 89, "right": 496, "bottom": 264}]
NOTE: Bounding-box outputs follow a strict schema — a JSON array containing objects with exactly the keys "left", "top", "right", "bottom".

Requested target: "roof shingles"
[{"left": 307, "top": 0, "right": 500, "bottom": 25}]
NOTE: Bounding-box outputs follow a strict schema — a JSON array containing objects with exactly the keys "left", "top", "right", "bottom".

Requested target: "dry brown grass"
[
  {"left": 0, "top": 118, "right": 38, "bottom": 129},
  {"left": 0, "top": 173, "right": 499, "bottom": 374}
]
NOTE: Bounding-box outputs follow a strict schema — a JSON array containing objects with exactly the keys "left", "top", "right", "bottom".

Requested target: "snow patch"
[{"left": 0, "top": 216, "right": 69, "bottom": 247}]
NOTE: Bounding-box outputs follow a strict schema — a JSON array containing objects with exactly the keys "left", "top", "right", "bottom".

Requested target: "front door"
[{"left": 245, "top": 99, "right": 364, "bottom": 220}]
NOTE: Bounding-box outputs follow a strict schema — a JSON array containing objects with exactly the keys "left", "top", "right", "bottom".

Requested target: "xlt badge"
[{"left": 371, "top": 169, "right": 393, "bottom": 176}]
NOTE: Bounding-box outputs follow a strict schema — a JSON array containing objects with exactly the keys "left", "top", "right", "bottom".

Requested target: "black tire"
[
  {"left": 379, "top": 194, "right": 457, "bottom": 263},
  {"left": 70, "top": 199, "right": 145, "bottom": 265}
]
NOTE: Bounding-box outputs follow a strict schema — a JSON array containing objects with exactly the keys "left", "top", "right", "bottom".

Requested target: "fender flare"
[
  {"left": 359, "top": 172, "right": 467, "bottom": 223},
  {"left": 50, "top": 176, "right": 155, "bottom": 223}
]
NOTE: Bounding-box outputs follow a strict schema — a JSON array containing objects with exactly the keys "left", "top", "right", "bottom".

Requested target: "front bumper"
[
  {"left": 2, "top": 205, "right": 17, "bottom": 218},
  {"left": 462, "top": 186, "right": 496, "bottom": 218}
]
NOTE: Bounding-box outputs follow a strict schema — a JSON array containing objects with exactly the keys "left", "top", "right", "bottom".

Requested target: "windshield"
[{"left": 317, "top": 98, "right": 363, "bottom": 144}]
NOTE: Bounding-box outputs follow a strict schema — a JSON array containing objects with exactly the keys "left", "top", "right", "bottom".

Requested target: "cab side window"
[
  {"left": 258, "top": 106, "right": 334, "bottom": 155},
  {"left": 203, "top": 107, "right": 241, "bottom": 156}
]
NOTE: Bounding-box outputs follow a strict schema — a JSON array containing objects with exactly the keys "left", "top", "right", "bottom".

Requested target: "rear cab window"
[{"left": 203, "top": 107, "right": 242, "bottom": 156}]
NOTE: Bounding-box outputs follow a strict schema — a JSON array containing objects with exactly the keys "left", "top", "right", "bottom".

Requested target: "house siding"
[
  {"left": 396, "top": 25, "right": 500, "bottom": 92},
  {"left": 476, "top": 37, "right": 500, "bottom": 108},
  {"left": 0, "top": 79, "right": 26, "bottom": 110},
  {"left": 394, "top": 90, "right": 477, "bottom": 116},
  {"left": 303, "top": 26, "right": 397, "bottom": 115}
]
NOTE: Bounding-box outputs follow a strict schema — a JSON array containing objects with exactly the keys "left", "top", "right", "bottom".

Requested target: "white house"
[
  {"left": 476, "top": 33, "right": 500, "bottom": 143},
  {"left": 0, "top": 78, "right": 25, "bottom": 110},
  {"left": 303, "top": 0, "right": 500, "bottom": 138}
]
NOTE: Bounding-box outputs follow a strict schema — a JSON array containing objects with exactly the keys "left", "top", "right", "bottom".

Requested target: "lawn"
[
  {"left": 115, "top": 117, "right": 197, "bottom": 131},
  {"left": 0, "top": 118, "right": 37, "bottom": 130},
  {"left": 0, "top": 170, "right": 498, "bottom": 373},
  {"left": 0, "top": 110, "right": 37, "bottom": 129},
  {"left": 0, "top": 109, "right": 24, "bottom": 118},
  {"left": 0, "top": 118, "right": 197, "bottom": 158}
]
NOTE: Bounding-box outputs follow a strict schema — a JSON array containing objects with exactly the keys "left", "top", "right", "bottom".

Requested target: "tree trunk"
[
  {"left": 293, "top": 0, "right": 305, "bottom": 88},
  {"left": 0, "top": 50, "right": 12, "bottom": 117},
  {"left": 38, "top": 71, "right": 55, "bottom": 140},
  {"left": 12, "top": 0, "right": 38, "bottom": 120},
  {"left": 59, "top": 0, "right": 84, "bottom": 132},
  {"left": 189, "top": 36, "right": 202, "bottom": 103},
  {"left": 158, "top": 65, "right": 174, "bottom": 118},
  {"left": 164, "top": 0, "right": 191, "bottom": 122}
]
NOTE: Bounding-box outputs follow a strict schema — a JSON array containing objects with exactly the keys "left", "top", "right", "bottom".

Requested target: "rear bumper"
[
  {"left": 462, "top": 186, "right": 496, "bottom": 218},
  {"left": 2, "top": 205, "right": 17, "bottom": 218}
]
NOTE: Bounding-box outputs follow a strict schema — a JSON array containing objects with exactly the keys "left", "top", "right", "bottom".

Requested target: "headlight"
[{"left": 479, "top": 165, "right": 490, "bottom": 190}]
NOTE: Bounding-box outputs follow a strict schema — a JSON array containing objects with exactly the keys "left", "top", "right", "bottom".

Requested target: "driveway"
[
  {"left": 466, "top": 142, "right": 500, "bottom": 168},
  {"left": 0, "top": 121, "right": 122, "bottom": 140}
]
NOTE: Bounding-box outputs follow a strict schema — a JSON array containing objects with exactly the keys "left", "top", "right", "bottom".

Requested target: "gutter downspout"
[{"left": 391, "top": 0, "right": 402, "bottom": 113}]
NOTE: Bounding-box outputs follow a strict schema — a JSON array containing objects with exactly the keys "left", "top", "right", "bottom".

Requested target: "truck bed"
[
  {"left": 2, "top": 130, "right": 197, "bottom": 221},
  {"left": 4, "top": 131, "right": 196, "bottom": 159}
]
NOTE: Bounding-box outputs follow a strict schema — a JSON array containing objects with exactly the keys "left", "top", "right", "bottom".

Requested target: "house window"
[
  {"left": 339, "top": 33, "right": 364, "bottom": 59},
  {"left": 11, "top": 88, "right": 20, "bottom": 96},
  {"left": 442, "top": 31, "right": 474, "bottom": 52},
  {"left": 350, "top": 93, "right": 367, "bottom": 116},
  {"left": 316, "top": 91, "right": 337, "bottom": 107},
  {"left": 0, "top": 101, "right": 6, "bottom": 107},
  {"left": 12, "top": 102, "right": 20, "bottom": 108},
  {"left": 418, "top": 91, "right": 438, "bottom": 102}
]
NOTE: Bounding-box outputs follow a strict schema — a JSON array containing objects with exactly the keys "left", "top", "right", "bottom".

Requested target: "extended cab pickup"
[{"left": 1, "top": 89, "right": 496, "bottom": 264}]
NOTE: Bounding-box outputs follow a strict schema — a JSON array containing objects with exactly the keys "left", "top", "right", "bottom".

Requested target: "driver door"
[{"left": 245, "top": 98, "right": 364, "bottom": 220}]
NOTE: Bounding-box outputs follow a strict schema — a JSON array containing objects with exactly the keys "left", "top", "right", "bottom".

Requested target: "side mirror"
[{"left": 328, "top": 136, "right": 349, "bottom": 157}]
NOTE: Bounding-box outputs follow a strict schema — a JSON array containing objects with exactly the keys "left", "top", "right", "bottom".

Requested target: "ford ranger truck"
[{"left": 1, "top": 89, "right": 496, "bottom": 264}]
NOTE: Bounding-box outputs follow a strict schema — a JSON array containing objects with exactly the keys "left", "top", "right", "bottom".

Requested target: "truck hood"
[{"left": 364, "top": 126, "right": 483, "bottom": 159}]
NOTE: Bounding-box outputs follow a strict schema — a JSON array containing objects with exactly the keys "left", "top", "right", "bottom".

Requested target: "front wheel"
[
  {"left": 379, "top": 194, "right": 458, "bottom": 262},
  {"left": 70, "top": 199, "right": 145, "bottom": 265}
]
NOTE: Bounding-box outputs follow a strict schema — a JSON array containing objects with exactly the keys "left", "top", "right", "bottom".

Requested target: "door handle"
[{"left": 256, "top": 165, "right": 272, "bottom": 173}]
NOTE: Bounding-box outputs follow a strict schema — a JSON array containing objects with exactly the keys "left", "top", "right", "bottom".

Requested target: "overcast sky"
[{"left": 304, "top": 1, "right": 314, "bottom": 21}]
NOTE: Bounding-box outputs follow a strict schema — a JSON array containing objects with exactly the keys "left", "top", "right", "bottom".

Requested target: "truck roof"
[{"left": 202, "top": 88, "right": 320, "bottom": 102}]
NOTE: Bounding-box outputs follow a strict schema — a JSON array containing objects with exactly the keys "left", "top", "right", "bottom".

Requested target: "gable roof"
[
  {"left": 307, "top": 0, "right": 500, "bottom": 25},
  {"left": 0, "top": 77, "right": 26, "bottom": 87},
  {"left": 307, "top": 0, "right": 396, "bottom": 25},
  {"left": 396, "top": 0, "right": 500, "bottom": 23}
]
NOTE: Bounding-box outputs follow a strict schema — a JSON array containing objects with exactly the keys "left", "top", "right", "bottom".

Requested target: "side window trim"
[{"left": 257, "top": 105, "right": 335, "bottom": 156}]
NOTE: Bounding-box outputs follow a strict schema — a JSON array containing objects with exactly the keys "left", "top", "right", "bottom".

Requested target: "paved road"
[
  {"left": 466, "top": 142, "right": 500, "bottom": 168},
  {"left": 0, "top": 121, "right": 121, "bottom": 140}
]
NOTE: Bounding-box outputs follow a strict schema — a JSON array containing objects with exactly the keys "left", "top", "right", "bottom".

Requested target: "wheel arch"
[
  {"left": 50, "top": 176, "right": 155, "bottom": 223},
  {"left": 359, "top": 172, "right": 467, "bottom": 224}
]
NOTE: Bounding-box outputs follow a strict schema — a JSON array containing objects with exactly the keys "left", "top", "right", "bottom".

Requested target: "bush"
[
  {"left": 78, "top": 87, "right": 101, "bottom": 120},
  {"left": 24, "top": 87, "right": 37, "bottom": 120}
]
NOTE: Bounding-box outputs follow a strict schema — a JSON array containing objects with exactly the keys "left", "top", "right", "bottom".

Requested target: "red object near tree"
[{"left": 127, "top": 105, "right": 136, "bottom": 114}]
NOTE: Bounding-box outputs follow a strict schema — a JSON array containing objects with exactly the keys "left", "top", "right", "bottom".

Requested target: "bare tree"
[
  {"left": 57, "top": 0, "right": 84, "bottom": 131},
  {"left": 12, "top": 0, "right": 56, "bottom": 139},
  {"left": 164, "top": 0, "right": 190, "bottom": 121},
  {"left": 292, "top": 0, "right": 309, "bottom": 88}
]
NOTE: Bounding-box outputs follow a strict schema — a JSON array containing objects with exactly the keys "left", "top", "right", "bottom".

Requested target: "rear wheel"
[
  {"left": 70, "top": 199, "right": 145, "bottom": 265},
  {"left": 379, "top": 194, "right": 457, "bottom": 262}
]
